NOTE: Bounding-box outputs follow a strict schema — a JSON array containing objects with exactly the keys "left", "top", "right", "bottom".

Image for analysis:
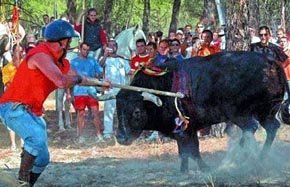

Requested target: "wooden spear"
[{"left": 83, "top": 78, "right": 185, "bottom": 98}]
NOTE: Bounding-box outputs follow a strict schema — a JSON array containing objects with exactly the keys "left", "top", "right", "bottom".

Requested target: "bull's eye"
[{"left": 132, "top": 108, "right": 141, "bottom": 119}]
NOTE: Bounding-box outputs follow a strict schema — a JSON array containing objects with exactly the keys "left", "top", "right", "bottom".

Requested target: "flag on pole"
[{"left": 11, "top": 3, "right": 19, "bottom": 34}]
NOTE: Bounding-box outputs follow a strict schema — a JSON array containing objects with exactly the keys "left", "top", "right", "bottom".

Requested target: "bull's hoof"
[
  {"left": 180, "top": 166, "right": 189, "bottom": 174},
  {"left": 200, "top": 164, "right": 211, "bottom": 173},
  {"left": 180, "top": 157, "right": 189, "bottom": 173},
  {"left": 198, "top": 160, "right": 211, "bottom": 172}
]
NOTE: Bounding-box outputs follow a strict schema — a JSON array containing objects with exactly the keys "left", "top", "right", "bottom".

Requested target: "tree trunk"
[
  {"left": 285, "top": 0, "right": 290, "bottom": 32},
  {"left": 248, "top": 0, "right": 259, "bottom": 30},
  {"left": 280, "top": 0, "right": 285, "bottom": 30},
  {"left": 169, "top": 0, "right": 181, "bottom": 35},
  {"left": 142, "top": 0, "right": 150, "bottom": 37},
  {"left": 103, "top": 0, "right": 114, "bottom": 36},
  {"left": 201, "top": 0, "right": 217, "bottom": 30},
  {"left": 215, "top": 0, "right": 226, "bottom": 26},
  {"left": 66, "top": 0, "right": 77, "bottom": 24},
  {"left": 225, "top": 0, "right": 250, "bottom": 51}
]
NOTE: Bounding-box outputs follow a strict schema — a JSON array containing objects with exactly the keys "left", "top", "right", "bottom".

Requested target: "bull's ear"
[
  {"left": 164, "top": 58, "right": 179, "bottom": 71},
  {"left": 133, "top": 24, "right": 140, "bottom": 36},
  {"left": 135, "top": 24, "right": 139, "bottom": 30}
]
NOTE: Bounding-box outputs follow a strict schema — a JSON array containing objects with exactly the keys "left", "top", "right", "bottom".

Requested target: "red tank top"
[{"left": 0, "top": 43, "right": 70, "bottom": 116}]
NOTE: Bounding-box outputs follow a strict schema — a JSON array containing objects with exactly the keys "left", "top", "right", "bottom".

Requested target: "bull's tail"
[
  {"left": 265, "top": 54, "right": 290, "bottom": 124},
  {"left": 274, "top": 58, "right": 290, "bottom": 124},
  {"left": 280, "top": 77, "right": 290, "bottom": 125},
  {"left": 279, "top": 100, "right": 290, "bottom": 124}
]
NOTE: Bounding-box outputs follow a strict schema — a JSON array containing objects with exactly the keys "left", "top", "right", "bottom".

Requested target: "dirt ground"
[{"left": 2, "top": 98, "right": 290, "bottom": 187}]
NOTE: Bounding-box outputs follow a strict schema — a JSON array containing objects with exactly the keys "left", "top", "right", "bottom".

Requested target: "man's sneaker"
[
  {"left": 95, "top": 135, "right": 105, "bottom": 144},
  {"left": 57, "top": 126, "right": 65, "bottom": 133},
  {"left": 103, "top": 134, "right": 115, "bottom": 146},
  {"left": 18, "top": 180, "right": 30, "bottom": 187},
  {"left": 58, "top": 123, "right": 65, "bottom": 132},
  {"left": 66, "top": 124, "right": 73, "bottom": 129},
  {"left": 77, "top": 136, "right": 86, "bottom": 144}
]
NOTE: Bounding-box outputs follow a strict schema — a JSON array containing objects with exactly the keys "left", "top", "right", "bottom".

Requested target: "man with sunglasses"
[
  {"left": 169, "top": 39, "right": 183, "bottom": 61},
  {"left": 249, "top": 25, "right": 290, "bottom": 128},
  {"left": 250, "top": 25, "right": 288, "bottom": 63},
  {"left": 0, "top": 20, "right": 110, "bottom": 186}
]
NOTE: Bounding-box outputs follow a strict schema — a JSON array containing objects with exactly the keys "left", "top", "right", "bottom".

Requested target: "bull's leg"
[
  {"left": 56, "top": 89, "right": 65, "bottom": 131},
  {"left": 214, "top": 123, "right": 227, "bottom": 138},
  {"left": 239, "top": 117, "right": 259, "bottom": 147},
  {"left": 176, "top": 138, "right": 190, "bottom": 173},
  {"left": 210, "top": 124, "right": 216, "bottom": 137},
  {"left": 175, "top": 130, "right": 208, "bottom": 173},
  {"left": 192, "top": 131, "right": 209, "bottom": 171},
  {"left": 259, "top": 117, "right": 280, "bottom": 159}
]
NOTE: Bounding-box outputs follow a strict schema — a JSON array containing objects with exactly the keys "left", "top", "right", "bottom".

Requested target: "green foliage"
[
  {"left": 109, "top": 0, "right": 203, "bottom": 35},
  {"left": 149, "top": 0, "right": 172, "bottom": 33},
  {"left": 2, "top": 0, "right": 285, "bottom": 39},
  {"left": 0, "top": 0, "right": 204, "bottom": 37},
  {"left": 181, "top": 0, "right": 203, "bottom": 27},
  {"left": 1, "top": 0, "right": 67, "bottom": 33}
]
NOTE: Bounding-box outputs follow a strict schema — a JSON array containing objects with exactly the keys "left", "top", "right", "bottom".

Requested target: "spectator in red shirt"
[{"left": 130, "top": 38, "right": 150, "bottom": 75}]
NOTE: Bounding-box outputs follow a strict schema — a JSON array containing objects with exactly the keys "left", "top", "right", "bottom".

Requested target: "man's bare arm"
[{"left": 28, "top": 53, "right": 82, "bottom": 88}]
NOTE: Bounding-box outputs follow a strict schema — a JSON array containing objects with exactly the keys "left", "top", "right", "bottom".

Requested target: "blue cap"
[{"left": 44, "top": 19, "right": 79, "bottom": 41}]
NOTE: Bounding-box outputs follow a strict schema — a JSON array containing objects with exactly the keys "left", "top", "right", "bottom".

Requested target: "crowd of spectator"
[{"left": 2, "top": 8, "right": 290, "bottom": 149}]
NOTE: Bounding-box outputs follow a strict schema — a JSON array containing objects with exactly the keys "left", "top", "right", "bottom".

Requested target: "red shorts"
[{"left": 73, "top": 96, "right": 99, "bottom": 110}]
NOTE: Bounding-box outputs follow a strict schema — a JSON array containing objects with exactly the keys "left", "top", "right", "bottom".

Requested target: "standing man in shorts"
[{"left": 70, "top": 42, "right": 104, "bottom": 144}]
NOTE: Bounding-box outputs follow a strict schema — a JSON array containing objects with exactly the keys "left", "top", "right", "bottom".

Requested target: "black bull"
[{"left": 116, "top": 51, "right": 290, "bottom": 172}]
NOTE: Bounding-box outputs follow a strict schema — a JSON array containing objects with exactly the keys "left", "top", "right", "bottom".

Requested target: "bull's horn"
[{"left": 141, "top": 92, "right": 162, "bottom": 107}]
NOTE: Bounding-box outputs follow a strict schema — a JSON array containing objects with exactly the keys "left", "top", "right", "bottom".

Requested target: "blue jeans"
[
  {"left": 0, "top": 102, "right": 49, "bottom": 173},
  {"left": 103, "top": 99, "right": 116, "bottom": 136}
]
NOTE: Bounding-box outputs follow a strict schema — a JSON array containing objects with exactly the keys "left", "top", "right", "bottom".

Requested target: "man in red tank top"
[{"left": 0, "top": 20, "right": 109, "bottom": 186}]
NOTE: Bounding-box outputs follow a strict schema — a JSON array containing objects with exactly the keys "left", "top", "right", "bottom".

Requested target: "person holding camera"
[
  {"left": 100, "top": 39, "right": 130, "bottom": 143},
  {"left": 191, "top": 29, "right": 220, "bottom": 57}
]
